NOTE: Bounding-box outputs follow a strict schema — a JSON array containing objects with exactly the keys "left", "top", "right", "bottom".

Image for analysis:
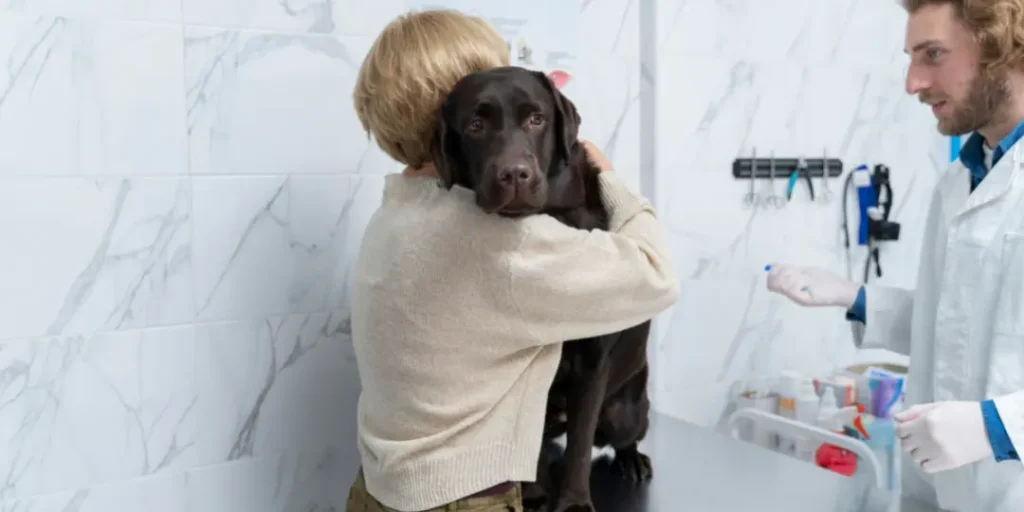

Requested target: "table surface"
[{"left": 583, "top": 413, "right": 947, "bottom": 512}]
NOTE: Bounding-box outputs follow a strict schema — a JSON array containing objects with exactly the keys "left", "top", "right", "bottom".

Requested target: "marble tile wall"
[
  {"left": 645, "top": 0, "right": 948, "bottom": 428},
  {"left": 0, "top": 0, "right": 402, "bottom": 507},
  {"left": 0, "top": 0, "right": 638, "bottom": 509},
  {"left": 0, "top": 0, "right": 952, "bottom": 507}
]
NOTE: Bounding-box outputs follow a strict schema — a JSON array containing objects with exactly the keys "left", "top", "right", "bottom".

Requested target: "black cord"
[
  {"left": 841, "top": 171, "right": 855, "bottom": 280},
  {"left": 843, "top": 168, "right": 889, "bottom": 284},
  {"left": 841, "top": 171, "right": 854, "bottom": 250}
]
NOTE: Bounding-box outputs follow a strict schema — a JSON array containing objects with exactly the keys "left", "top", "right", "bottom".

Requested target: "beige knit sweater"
[{"left": 350, "top": 170, "right": 679, "bottom": 511}]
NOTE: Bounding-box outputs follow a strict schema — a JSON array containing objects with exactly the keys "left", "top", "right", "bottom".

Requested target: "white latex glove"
[
  {"left": 765, "top": 263, "right": 860, "bottom": 308},
  {"left": 896, "top": 401, "right": 993, "bottom": 474}
]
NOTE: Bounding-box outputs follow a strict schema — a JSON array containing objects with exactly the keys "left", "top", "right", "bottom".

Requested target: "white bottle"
[
  {"left": 736, "top": 376, "right": 778, "bottom": 450},
  {"left": 775, "top": 370, "right": 801, "bottom": 455},
  {"left": 793, "top": 381, "right": 821, "bottom": 461},
  {"left": 817, "top": 391, "right": 842, "bottom": 433}
]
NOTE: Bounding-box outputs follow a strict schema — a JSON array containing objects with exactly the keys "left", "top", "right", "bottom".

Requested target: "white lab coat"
[{"left": 852, "top": 141, "right": 1024, "bottom": 511}]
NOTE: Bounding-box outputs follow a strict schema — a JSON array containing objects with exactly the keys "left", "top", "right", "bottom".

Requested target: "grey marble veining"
[
  {"left": 1, "top": 0, "right": 940, "bottom": 509},
  {"left": 0, "top": 178, "right": 193, "bottom": 341},
  {"left": 0, "top": 0, "right": 182, "bottom": 22},
  {"left": 0, "top": 15, "right": 187, "bottom": 177},
  {"left": 182, "top": 0, "right": 406, "bottom": 36},
  {"left": 0, "top": 327, "right": 200, "bottom": 502},
  {"left": 648, "top": 0, "right": 934, "bottom": 428}
]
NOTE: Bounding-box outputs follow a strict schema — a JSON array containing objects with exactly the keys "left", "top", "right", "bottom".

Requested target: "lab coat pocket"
[{"left": 995, "top": 233, "right": 1024, "bottom": 335}]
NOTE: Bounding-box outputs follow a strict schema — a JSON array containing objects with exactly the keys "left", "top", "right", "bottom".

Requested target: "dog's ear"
[
  {"left": 429, "top": 104, "right": 459, "bottom": 188},
  {"left": 534, "top": 70, "right": 581, "bottom": 164},
  {"left": 534, "top": 71, "right": 584, "bottom": 208}
]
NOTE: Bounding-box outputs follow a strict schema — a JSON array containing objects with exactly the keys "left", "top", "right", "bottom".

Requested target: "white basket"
[{"left": 727, "top": 407, "right": 886, "bottom": 490}]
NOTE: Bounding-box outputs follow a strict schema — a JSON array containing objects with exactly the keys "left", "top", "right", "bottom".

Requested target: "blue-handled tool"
[{"left": 785, "top": 158, "right": 815, "bottom": 201}]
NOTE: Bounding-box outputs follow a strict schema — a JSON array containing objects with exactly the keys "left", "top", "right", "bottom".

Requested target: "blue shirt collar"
[{"left": 959, "top": 117, "right": 1024, "bottom": 185}]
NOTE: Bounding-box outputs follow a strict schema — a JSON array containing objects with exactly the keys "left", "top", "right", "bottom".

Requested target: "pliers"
[{"left": 786, "top": 158, "right": 815, "bottom": 201}]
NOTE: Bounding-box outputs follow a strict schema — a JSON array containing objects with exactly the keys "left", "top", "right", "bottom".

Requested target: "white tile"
[
  {"left": 793, "top": 0, "right": 908, "bottom": 70},
  {"left": 183, "top": 0, "right": 407, "bottom": 36},
  {"left": 190, "top": 175, "right": 291, "bottom": 320},
  {"left": 0, "top": 326, "right": 199, "bottom": 501},
  {"left": 646, "top": 0, "right": 946, "bottom": 423},
  {"left": 191, "top": 312, "right": 359, "bottom": 463},
  {"left": 580, "top": 0, "right": 639, "bottom": 59},
  {"left": 651, "top": 56, "right": 938, "bottom": 274},
  {"left": 0, "top": 0, "right": 182, "bottom": 22},
  {"left": 0, "top": 473, "right": 188, "bottom": 512},
  {"left": 0, "top": 177, "right": 193, "bottom": 341},
  {"left": 190, "top": 174, "right": 383, "bottom": 322},
  {"left": 184, "top": 28, "right": 395, "bottom": 176},
  {"left": 651, "top": 275, "right": 860, "bottom": 427},
  {"left": 0, "top": 15, "right": 187, "bottom": 177},
  {"left": 654, "top": 0, "right": 909, "bottom": 67},
  {"left": 409, "top": 0, "right": 581, "bottom": 71},
  {"left": 571, "top": 55, "right": 642, "bottom": 193},
  {"left": 184, "top": 446, "right": 352, "bottom": 512},
  {"left": 289, "top": 174, "right": 385, "bottom": 312}
]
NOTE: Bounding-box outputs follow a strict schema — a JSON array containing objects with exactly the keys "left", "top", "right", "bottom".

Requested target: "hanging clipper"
[
  {"left": 743, "top": 148, "right": 760, "bottom": 207},
  {"left": 766, "top": 153, "right": 787, "bottom": 208},
  {"left": 786, "top": 158, "right": 816, "bottom": 202}
]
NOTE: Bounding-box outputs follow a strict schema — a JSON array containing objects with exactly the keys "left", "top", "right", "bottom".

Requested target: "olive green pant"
[{"left": 345, "top": 470, "right": 523, "bottom": 512}]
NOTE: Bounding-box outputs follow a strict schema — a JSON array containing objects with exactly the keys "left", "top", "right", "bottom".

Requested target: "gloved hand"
[
  {"left": 765, "top": 264, "right": 860, "bottom": 308},
  {"left": 895, "top": 401, "right": 993, "bottom": 473}
]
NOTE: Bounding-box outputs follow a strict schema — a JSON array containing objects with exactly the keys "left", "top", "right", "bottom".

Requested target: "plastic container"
[
  {"left": 861, "top": 416, "right": 899, "bottom": 492},
  {"left": 793, "top": 380, "right": 821, "bottom": 461},
  {"left": 727, "top": 408, "right": 885, "bottom": 489},
  {"left": 844, "top": 362, "right": 909, "bottom": 419},
  {"left": 817, "top": 391, "right": 842, "bottom": 432},
  {"left": 735, "top": 377, "right": 778, "bottom": 450},
  {"left": 774, "top": 370, "right": 801, "bottom": 454},
  {"left": 815, "top": 375, "right": 858, "bottom": 406}
]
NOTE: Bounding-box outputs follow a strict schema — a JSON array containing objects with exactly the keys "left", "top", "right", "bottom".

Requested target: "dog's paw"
[
  {"left": 552, "top": 501, "right": 595, "bottom": 512},
  {"left": 522, "top": 483, "right": 549, "bottom": 512},
  {"left": 613, "top": 449, "right": 653, "bottom": 484}
]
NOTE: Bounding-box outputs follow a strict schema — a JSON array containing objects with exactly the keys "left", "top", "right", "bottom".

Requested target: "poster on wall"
[{"left": 407, "top": 1, "right": 579, "bottom": 91}]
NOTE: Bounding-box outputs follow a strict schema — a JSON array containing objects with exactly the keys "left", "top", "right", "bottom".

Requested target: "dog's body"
[{"left": 431, "top": 66, "right": 653, "bottom": 512}]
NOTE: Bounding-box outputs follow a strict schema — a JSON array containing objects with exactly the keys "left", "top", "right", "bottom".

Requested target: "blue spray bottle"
[{"left": 852, "top": 165, "right": 876, "bottom": 246}]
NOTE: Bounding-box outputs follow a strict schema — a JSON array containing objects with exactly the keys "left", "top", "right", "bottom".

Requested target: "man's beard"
[{"left": 923, "top": 67, "right": 1011, "bottom": 136}]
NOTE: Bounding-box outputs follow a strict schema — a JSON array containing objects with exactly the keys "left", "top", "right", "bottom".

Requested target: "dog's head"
[{"left": 431, "top": 66, "right": 584, "bottom": 217}]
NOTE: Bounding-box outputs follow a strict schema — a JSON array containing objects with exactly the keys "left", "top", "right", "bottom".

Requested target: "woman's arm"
[{"left": 503, "top": 170, "right": 680, "bottom": 346}]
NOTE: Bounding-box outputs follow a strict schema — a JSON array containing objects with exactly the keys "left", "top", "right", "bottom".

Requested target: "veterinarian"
[
  {"left": 766, "top": 1, "right": 1024, "bottom": 510},
  {"left": 346, "top": 9, "right": 679, "bottom": 512}
]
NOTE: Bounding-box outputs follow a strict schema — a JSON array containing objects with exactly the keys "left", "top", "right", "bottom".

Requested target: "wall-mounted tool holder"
[{"left": 732, "top": 158, "right": 844, "bottom": 179}]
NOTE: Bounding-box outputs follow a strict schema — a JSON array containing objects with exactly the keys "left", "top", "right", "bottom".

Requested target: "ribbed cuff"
[
  {"left": 992, "top": 390, "right": 1024, "bottom": 463},
  {"left": 362, "top": 440, "right": 538, "bottom": 512}
]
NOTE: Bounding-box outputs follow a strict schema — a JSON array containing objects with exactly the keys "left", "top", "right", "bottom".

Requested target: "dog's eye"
[
  {"left": 528, "top": 112, "right": 545, "bottom": 126},
  {"left": 467, "top": 118, "right": 484, "bottom": 132}
]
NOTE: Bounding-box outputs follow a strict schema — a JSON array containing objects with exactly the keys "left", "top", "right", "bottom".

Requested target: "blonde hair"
[
  {"left": 353, "top": 9, "right": 510, "bottom": 167},
  {"left": 903, "top": 0, "right": 1024, "bottom": 71}
]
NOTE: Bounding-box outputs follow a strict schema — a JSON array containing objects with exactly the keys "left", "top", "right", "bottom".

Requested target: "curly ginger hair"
[{"left": 903, "top": 0, "right": 1024, "bottom": 71}]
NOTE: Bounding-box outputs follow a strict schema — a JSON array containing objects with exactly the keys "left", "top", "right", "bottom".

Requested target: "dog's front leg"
[
  {"left": 553, "top": 363, "right": 610, "bottom": 512},
  {"left": 523, "top": 445, "right": 553, "bottom": 512}
]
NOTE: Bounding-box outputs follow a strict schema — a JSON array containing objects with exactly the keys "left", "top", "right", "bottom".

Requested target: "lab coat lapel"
[{"left": 954, "top": 141, "right": 1021, "bottom": 218}]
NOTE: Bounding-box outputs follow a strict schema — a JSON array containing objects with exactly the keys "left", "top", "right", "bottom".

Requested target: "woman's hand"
[{"left": 580, "top": 140, "right": 613, "bottom": 173}]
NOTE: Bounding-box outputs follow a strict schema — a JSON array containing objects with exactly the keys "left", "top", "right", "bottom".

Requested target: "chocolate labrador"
[{"left": 431, "top": 66, "right": 654, "bottom": 512}]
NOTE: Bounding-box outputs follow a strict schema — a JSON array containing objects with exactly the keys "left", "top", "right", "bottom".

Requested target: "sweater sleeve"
[{"left": 505, "top": 172, "right": 680, "bottom": 346}]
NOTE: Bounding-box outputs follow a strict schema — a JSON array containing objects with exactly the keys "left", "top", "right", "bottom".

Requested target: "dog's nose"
[{"left": 497, "top": 165, "right": 534, "bottom": 187}]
